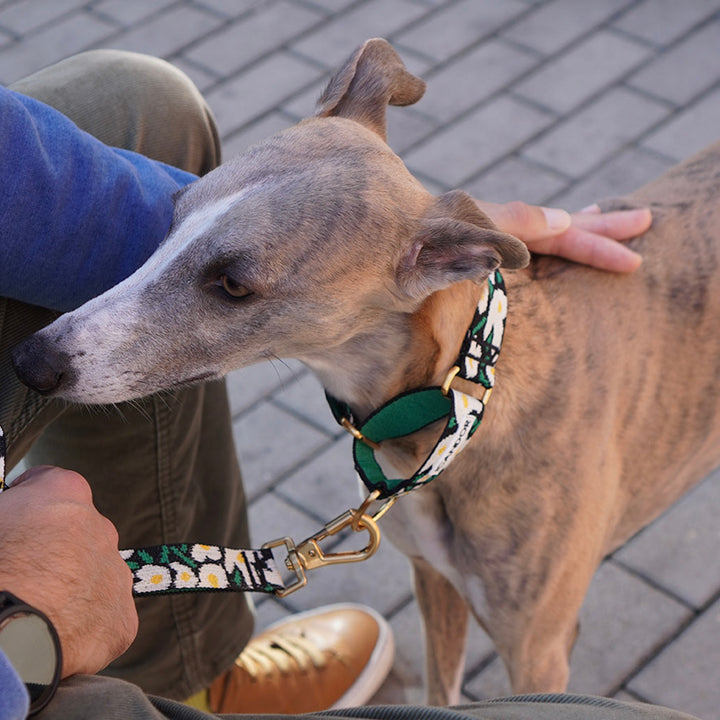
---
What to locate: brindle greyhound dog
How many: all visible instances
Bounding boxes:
[12,39,720,703]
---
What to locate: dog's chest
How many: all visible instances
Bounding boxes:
[383,489,468,591]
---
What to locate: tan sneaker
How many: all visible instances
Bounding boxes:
[207,603,394,714]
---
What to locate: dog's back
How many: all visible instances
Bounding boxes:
[391,137,720,697]
[591,142,720,544]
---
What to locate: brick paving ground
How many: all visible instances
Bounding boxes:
[3,1,720,717]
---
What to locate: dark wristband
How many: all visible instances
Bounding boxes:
[0,591,62,715]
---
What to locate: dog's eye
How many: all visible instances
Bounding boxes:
[219,274,252,299]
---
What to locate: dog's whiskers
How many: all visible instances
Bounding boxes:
[264,353,295,383]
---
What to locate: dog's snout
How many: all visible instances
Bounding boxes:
[11,335,70,396]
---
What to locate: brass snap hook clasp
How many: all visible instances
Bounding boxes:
[295,509,381,570]
[263,504,382,598]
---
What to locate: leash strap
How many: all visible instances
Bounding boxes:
[121,544,283,595]
[0,426,284,596]
[327,270,507,499]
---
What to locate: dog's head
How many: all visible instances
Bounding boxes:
[12,39,528,404]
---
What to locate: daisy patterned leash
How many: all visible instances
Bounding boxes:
[0,436,284,595]
[0,271,506,598]
[0,426,377,598]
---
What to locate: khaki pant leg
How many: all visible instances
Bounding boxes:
[43,677,705,720]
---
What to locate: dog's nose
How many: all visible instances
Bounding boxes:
[11,336,67,395]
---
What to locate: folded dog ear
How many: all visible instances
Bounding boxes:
[316,38,426,140]
[397,190,530,299]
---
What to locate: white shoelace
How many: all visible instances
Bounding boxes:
[235,632,328,678]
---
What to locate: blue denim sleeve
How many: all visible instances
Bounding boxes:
[0,648,29,720]
[0,86,198,311]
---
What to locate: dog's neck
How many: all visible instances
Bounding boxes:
[303,280,486,422]
[302,269,547,482]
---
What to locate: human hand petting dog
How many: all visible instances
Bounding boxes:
[478,200,652,273]
[0,466,138,678]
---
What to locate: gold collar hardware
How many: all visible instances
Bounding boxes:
[263,491,390,598]
[340,417,381,451]
[442,364,493,404]
[441,365,461,396]
[352,489,397,530]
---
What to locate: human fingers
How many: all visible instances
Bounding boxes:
[477,199,650,272]
[0,468,137,677]
[529,225,643,273]
[9,464,93,504]
[570,205,652,240]
[476,200,571,241]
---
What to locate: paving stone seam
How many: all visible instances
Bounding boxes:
[244,435,341,503]
[0,0,65,37]
[389,0,540,67]
[366,0,473,50]
[376,40,652,170]
[0,0,153,39]
[175,0,466,88]
[290,0,367,19]
[450,81,685,201]
[495,0,651,60]
[609,557,696,613]
[360,5,720,169]
[405,101,558,191]
[90,0,223,25]
[187,0,267,21]
[620,687,650,704]
[270,396,346,439]
[158,6,329,76]
[595,555,720,700]
[182,24,331,87]
[419,3,647,85]
[0,5,110,40]
[187,0,541,141]
[271,486,348,530]
[602,21,659,51]
[611,5,720,48]
[611,610,701,699]
[228,367,310,420]
[540,75,720,203]
[461,651,502,701]
[632,74,720,118]
[618,79,682,111]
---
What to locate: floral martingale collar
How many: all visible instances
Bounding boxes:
[326,269,508,499]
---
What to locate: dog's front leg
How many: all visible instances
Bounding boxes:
[412,557,470,706]
[482,534,596,694]
[498,617,577,694]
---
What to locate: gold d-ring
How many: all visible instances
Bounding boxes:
[340,417,381,451]
[352,490,398,530]
[441,365,461,396]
